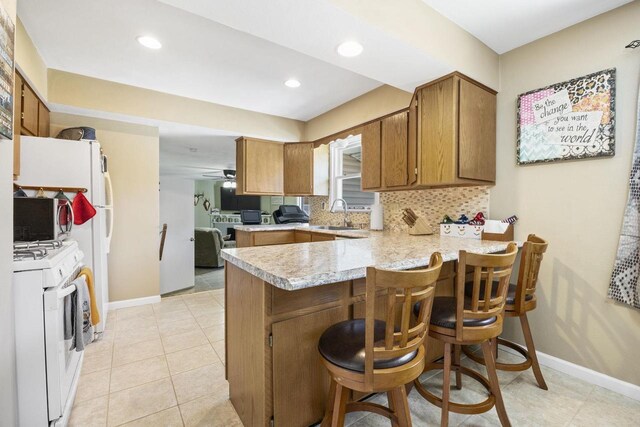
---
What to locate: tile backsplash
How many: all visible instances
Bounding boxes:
[309,186,490,232]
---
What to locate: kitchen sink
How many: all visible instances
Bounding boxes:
[308,225,359,231]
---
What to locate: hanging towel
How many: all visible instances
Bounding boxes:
[73,276,93,352]
[72,191,97,225]
[79,267,100,326]
[609,74,640,310]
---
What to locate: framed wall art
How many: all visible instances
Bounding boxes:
[516,68,616,165]
[0,3,14,140]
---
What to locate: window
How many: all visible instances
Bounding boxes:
[329,134,375,211]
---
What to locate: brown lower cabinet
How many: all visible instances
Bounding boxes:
[236,229,336,247]
[225,261,454,427]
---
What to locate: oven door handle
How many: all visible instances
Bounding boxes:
[44,284,77,311]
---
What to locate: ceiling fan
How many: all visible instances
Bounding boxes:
[202,169,237,188]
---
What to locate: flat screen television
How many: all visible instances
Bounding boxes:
[220,187,261,212]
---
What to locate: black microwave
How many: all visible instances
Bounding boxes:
[13,198,73,242]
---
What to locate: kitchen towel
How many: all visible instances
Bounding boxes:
[73,276,93,352]
[72,191,96,225]
[79,267,100,325]
[609,74,640,310]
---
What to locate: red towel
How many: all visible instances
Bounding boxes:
[73,192,96,225]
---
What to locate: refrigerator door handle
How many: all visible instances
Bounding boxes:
[104,172,114,253]
[104,171,113,207]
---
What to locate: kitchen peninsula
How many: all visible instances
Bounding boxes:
[221,230,512,427]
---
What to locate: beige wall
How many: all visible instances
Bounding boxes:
[51,113,161,302]
[194,180,215,228]
[493,1,640,386]
[1,0,18,423]
[304,85,412,141]
[15,17,46,99]
[48,70,305,141]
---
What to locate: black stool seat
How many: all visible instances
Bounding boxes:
[464,282,534,305]
[414,297,497,329]
[318,319,417,372]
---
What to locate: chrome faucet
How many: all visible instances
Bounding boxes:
[330,198,352,227]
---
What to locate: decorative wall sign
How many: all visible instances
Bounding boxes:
[517,69,616,165]
[0,4,13,140]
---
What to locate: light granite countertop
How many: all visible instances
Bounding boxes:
[233,223,372,239]
[221,234,513,291]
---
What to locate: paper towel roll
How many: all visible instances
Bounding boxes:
[370,193,383,230]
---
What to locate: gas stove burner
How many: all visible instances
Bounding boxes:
[13,240,65,262]
[13,240,64,251]
[13,249,48,261]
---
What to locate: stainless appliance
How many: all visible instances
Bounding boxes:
[14,197,73,242]
[13,240,85,427]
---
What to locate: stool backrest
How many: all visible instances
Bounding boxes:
[514,234,548,313]
[456,243,518,340]
[364,252,443,387]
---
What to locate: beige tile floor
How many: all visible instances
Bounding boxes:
[71,289,640,426]
[69,289,241,427]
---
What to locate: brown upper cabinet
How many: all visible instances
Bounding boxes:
[236,138,329,196]
[382,111,410,188]
[418,73,496,185]
[21,82,39,136]
[38,102,50,137]
[284,142,314,195]
[236,71,495,195]
[360,72,496,191]
[361,121,381,190]
[236,137,285,195]
[13,70,51,178]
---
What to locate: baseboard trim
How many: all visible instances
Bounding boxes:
[107,295,161,311]
[498,343,640,401]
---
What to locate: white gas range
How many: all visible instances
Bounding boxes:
[13,240,86,427]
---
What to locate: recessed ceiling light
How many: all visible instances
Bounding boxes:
[337,40,363,57]
[284,79,301,88]
[137,36,162,50]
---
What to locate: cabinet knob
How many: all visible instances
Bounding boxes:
[189,237,195,242]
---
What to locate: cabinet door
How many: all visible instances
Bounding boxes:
[284,142,314,195]
[419,77,457,185]
[294,230,311,243]
[407,96,419,186]
[13,72,22,177]
[272,306,348,426]
[458,79,496,182]
[382,112,409,188]
[38,102,50,137]
[237,138,284,195]
[21,83,38,136]
[361,121,381,190]
[310,232,334,242]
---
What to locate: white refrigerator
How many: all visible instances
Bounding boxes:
[18,136,113,333]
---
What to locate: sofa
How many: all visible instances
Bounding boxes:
[194,227,236,268]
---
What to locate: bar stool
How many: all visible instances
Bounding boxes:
[413,243,518,427]
[464,235,549,389]
[318,253,444,426]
